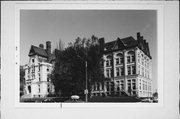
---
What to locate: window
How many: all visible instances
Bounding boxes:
[47,85,50,93]
[102,83,104,90]
[39,64,40,71]
[132,55,135,62]
[32,59,34,63]
[127,51,135,63]
[111,69,113,77]
[128,67,131,75]
[97,83,100,90]
[93,84,96,91]
[116,67,124,76]
[117,87,120,91]
[106,82,110,91]
[132,83,136,90]
[116,53,123,65]
[47,77,49,82]
[47,67,49,72]
[116,68,120,76]
[143,84,145,90]
[106,60,111,67]
[39,73,40,81]
[32,66,35,73]
[127,65,136,75]
[106,55,112,67]
[121,80,124,90]
[38,85,40,93]
[120,67,124,75]
[138,53,140,63]
[127,56,131,63]
[121,84,124,90]
[116,58,120,65]
[107,86,109,91]
[106,69,109,77]
[132,66,136,74]
[32,73,35,79]
[120,57,124,64]
[28,68,30,73]
[132,79,136,82]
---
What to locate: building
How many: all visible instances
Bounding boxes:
[91,32,152,98]
[24,41,55,98]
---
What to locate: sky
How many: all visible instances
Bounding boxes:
[20,10,157,91]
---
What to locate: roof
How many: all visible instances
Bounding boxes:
[104,36,151,59]
[29,45,48,58]
[28,45,55,62]
[105,36,137,52]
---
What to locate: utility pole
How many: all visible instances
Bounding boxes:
[85,61,88,102]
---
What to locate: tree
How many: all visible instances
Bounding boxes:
[20,66,25,96]
[51,35,105,98]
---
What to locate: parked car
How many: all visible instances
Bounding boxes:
[64,95,85,103]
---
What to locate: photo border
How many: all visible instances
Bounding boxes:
[14,1,164,108]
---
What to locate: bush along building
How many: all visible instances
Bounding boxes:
[91,32,152,98]
[24,41,55,98]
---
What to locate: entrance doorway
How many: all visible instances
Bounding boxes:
[28,85,31,93]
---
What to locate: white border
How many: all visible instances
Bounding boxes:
[14,1,164,108]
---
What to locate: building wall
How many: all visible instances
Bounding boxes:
[24,55,54,98]
[91,47,152,98]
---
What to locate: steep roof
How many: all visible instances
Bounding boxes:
[28,45,48,58]
[104,36,151,59]
[105,36,137,52]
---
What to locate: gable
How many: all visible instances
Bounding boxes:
[28,45,48,58]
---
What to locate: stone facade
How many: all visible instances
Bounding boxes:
[91,33,152,98]
[24,41,54,98]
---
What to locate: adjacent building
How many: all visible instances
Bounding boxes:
[24,41,55,98]
[23,33,152,99]
[91,32,152,98]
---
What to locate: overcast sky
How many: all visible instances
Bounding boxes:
[20,10,157,91]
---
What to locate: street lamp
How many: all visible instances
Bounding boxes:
[77,55,88,102]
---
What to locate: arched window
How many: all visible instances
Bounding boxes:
[116,53,123,65]
[106,55,113,67]
[127,51,135,63]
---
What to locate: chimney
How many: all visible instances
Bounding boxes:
[39,44,44,49]
[99,37,105,46]
[46,41,51,54]
[99,38,105,52]
[137,32,141,40]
